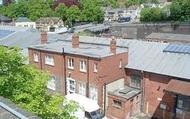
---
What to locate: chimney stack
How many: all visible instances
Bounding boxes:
[72,34,79,48]
[110,36,116,54]
[41,32,47,44]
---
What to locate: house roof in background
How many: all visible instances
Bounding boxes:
[16,17,33,22]
[0,15,11,21]
[36,17,62,24]
[0,96,40,119]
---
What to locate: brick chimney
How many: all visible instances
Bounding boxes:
[41,32,47,44]
[110,36,116,54]
[72,34,79,48]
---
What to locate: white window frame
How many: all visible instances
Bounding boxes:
[67,78,76,94]
[94,63,98,73]
[45,55,54,66]
[119,59,122,68]
[47,76,56,90]
[67,58,74,69]
[79,83,86,96]
[80,60,87,72]
[33,53,39,62]
[90,86,98,102]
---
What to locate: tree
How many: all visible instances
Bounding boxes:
[55,3,67,21]
[140,8,162,22]
[0,46,77,119]
[66,5,80,27]
[170,0,190,21]
[80,0,104,23]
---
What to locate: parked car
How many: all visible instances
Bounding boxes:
[66,94,107,119]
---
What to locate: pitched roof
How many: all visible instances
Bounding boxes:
[16,17,33,22]
[36,17,62,24]
[0,96,40,119]
[61,36,190,80]
[0,15,11,21]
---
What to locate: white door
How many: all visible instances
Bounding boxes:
[67,78,76,94]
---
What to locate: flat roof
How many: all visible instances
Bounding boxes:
[29,39,128,59]
[109,86,141,100]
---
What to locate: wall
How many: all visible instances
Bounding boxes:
[15,22,36,28]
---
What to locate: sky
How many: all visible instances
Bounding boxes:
[0,0,2,5]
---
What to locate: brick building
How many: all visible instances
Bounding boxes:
[28,35,190,119]
[28,33,128,114]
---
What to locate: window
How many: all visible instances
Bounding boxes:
[119,59,122,68]
[113,100,122,108]
[79,83,86,96]
[67,58,74,69]
[131,75,141,89]
[90,87,98,102]
[67,79,76,94]
[80,60,87,72]
[177,96,190,111]
[45,55,54,66]
[47,76,56,90]
[33,53,38,62]
[94,63,98,73]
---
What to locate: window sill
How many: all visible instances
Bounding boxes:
[68,67,74,70]
[80,70,87,73]
[45,63,54,67]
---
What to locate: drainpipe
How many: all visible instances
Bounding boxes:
[62,48,67,95]
[103,83,106,116]
[141,70,145,112]
[39,51,42,70]
[86,57,90,97]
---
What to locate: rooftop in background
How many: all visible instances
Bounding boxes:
[0,96,40,119]
[36,17,62,24]
[29,39,128,59]
[109,86,141,100]
[145,33,190,43]
[15,17,33,22]
[0,15,11,22]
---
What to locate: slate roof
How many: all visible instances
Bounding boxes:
[0,15,11,22]
[36,17,62,24]
[16,17,33,22]
[29,40,128,59]
[145,33,190,43]
[0,97,40,119]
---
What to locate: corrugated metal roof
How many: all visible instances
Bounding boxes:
[16,17,32,22]
[62,36,190,80]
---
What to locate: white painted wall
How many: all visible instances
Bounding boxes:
[15,22,36,29]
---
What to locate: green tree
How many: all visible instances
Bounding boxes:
[80,0,104,23]
[170,0,190,21]
[0,46,77,119]
[140,7,162,22]
[55,3,67,21]
[66,5,80,27]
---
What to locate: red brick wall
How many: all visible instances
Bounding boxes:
[28,48,128,110]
